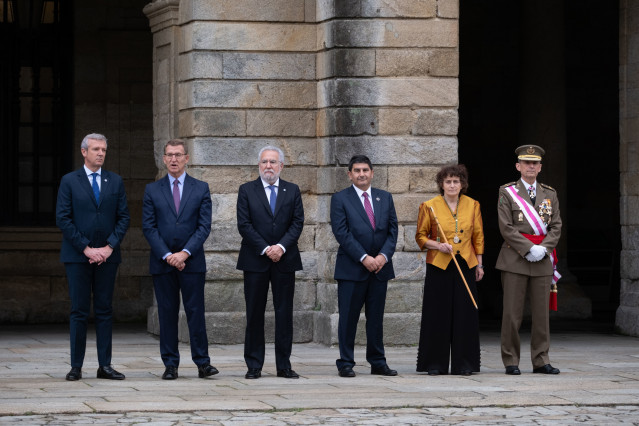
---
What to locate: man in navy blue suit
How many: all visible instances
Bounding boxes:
[236,146,304,379]
[330,154,398,378]
[56,133,130,381]
[142,139,217,380]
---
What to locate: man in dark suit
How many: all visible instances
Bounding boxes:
[330,154,398,378]
[236,146,304,380]
[56,133,130,381]
[142,139,218,380]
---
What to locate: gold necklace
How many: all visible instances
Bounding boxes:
[444,195,461,243]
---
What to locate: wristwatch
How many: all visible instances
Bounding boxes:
[477,264,484,269]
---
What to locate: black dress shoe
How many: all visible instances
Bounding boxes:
[162,366,178,380]
[197,364,219,378]
[427,369,440,376]
[338,366,356,377]
[66,367,82,381]
[276,368,299,379]
[97,365,125,380]
[533,364,560,374]
[459,370,472,376]
[245,368,261,379]
[371,365,398,376]
[505,365,521,375]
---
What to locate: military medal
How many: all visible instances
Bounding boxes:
[518,212,524,222]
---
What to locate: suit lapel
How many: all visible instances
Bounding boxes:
[371,188,383,229]
[179,174,196,219]
[253,178,272,216]
[99,171,112,206]
[273,179,288,217]
[347,186,374,229]
[160,175,178,217]
[76,169,98,207]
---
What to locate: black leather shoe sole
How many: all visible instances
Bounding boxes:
[245,369,261,379]
[198,365,219,378]
[162,367,178,380]
[66,368,82,381]
[277,369,299,379]
[339,368,356,377]
[505,366,521,375]
[97,367,125,380]
[533,364,560,374]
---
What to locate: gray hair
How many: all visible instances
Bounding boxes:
[81,133,108,150]
[258,146,285,165]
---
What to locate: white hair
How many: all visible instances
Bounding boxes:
[258,146,285,165]
[81,133,107,150]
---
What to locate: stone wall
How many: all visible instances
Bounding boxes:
[144,0,459,344]
[616,0,639,337]
[0,0,155,324]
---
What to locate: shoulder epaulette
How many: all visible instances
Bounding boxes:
[540,183,556,192]
[500,181,517,189]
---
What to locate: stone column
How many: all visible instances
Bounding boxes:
[616,0,639,337]
[314,0,460,344]
[144,0,462,345]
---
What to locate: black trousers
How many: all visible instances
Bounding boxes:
[416,256,480,374]
[243,267,295,370]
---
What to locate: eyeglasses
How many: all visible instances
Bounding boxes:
[260,160,280,165]
[164,153,185,159]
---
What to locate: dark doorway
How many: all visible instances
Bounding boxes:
[0,0,74,226]
[459,0,620,321]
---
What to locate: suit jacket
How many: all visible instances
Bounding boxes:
[142,174,212,275]
[330,186,398,282]
[415,194,484,270]
[56,168,130,264]
[495,180,562,276]
[236,177,304,273]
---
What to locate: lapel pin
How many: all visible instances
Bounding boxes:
[376,197,380,201]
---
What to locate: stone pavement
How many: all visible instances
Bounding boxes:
[1,324,638,424]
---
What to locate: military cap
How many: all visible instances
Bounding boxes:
[515,145,545,162]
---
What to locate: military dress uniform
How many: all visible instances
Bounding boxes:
[496,146,562,373]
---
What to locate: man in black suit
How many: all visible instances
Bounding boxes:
[56,133,130,381]
[142,139,218,380]
[236,146,304,379]
[330,154,398,378]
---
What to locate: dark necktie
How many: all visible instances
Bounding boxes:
[363,192,375,229]
[91,172,100,203]
[268,185,277,214]
[173,179,180,213]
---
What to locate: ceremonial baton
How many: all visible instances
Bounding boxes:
[429,206,478,309]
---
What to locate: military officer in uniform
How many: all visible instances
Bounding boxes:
[496,145,562,375]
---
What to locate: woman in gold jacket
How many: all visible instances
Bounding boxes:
[415,164,485,376]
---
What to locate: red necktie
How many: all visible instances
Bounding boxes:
[363,192,375,229]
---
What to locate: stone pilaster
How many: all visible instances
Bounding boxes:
[145,0,460,345]
[616,0,639,336]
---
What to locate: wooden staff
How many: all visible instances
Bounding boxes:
[429,206,478,309]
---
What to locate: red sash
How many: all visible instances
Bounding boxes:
[521,233,558,311]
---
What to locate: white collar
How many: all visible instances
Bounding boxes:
[521,179,537,191]
[261,178,280,188]
[84,165,102,176]
[352,184,372,199]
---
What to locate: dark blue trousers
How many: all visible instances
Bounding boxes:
[336,274,388,371]
[65,262,118,368]
[152,271,210,368]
